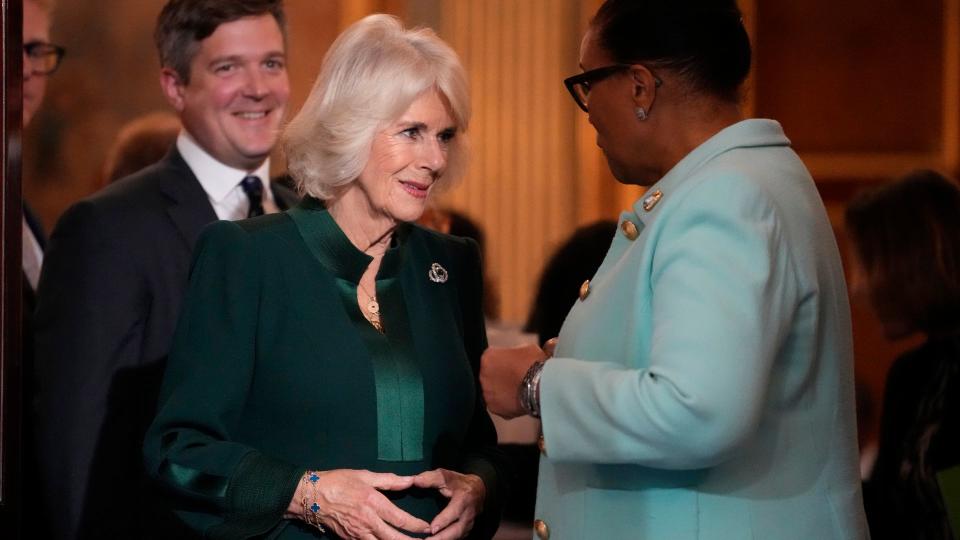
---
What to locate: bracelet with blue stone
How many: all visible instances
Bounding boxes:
[300,470,326,533]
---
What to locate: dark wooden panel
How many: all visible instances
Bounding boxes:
[1,0,25,537]
[755,0,944,154]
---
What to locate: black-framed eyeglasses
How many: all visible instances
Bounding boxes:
[24,41,66,76]
[563,63,662,113]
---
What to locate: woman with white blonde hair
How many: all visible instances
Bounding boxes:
[145,14,505,540]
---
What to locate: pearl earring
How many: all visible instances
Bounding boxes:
[635,107,648,121]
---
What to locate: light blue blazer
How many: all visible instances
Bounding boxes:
[535,120,869,539]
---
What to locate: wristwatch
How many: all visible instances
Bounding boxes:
[518,360,545,418]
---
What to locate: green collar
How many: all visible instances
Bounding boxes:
[287,196,408,283]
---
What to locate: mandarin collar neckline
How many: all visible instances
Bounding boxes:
[289,196,408,283]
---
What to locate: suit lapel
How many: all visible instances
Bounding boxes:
[270,182,300,211]
[23,201,47,249]
[158,148,218,251]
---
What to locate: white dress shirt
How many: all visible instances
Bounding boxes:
[176,131,275,221]
[22,216,43,290]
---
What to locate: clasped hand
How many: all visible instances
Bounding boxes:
[288,468,485,540]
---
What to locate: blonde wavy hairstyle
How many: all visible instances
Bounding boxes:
[282,14,470,200]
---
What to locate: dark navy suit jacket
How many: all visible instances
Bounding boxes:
[33,148,297,539]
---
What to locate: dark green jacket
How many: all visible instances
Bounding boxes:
[144,198,504,539]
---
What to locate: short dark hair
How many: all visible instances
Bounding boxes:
[845,169,960,336]
[591,0,751,102]
[154,0,286,83]
[525,220,618,345]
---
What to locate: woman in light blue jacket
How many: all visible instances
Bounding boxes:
[480,0,869,538]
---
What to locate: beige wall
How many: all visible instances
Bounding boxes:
[436,0,583,324]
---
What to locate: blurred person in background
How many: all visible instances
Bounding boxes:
[21,0,64,353]
[418,207,500,321]
[523,220,617,346]
[101,111,181,185]
[22,0,63,129]
[846,169,960,540]
[499,219,619,531]
[20,0,64,537]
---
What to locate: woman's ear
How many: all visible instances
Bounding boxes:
[628,64,659,109]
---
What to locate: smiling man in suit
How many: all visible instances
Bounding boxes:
[32,1,297,538]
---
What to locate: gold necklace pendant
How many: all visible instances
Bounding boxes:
[358,282,384,334]
[358,282,380,315]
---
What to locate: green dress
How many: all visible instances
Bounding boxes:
[143,197,504,539]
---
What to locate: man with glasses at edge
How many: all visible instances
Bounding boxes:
[21,0,64,314]
[20,1,64,536]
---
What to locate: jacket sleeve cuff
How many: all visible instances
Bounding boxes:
[208,452,303,539]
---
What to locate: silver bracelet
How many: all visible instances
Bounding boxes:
[518,360,545,418]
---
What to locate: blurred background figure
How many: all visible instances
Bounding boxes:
[846,169,960,540]
[21,0,64,330]
[419,207,500,321]
[22,0,63,128]
[503,219,617,535]
[419,212,620,537]
[524,220,617,346]
[101,111,180,185]
[20,1,64,537]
